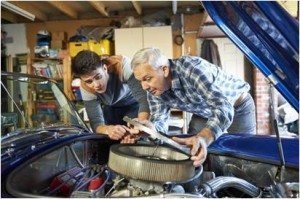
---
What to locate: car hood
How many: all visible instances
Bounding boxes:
[1,72,92,161]
[202,1,299,111]
[208,134,299,169]
[1,126,91,166]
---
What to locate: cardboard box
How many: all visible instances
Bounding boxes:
[52,31,67,40]
[51,40,67,49]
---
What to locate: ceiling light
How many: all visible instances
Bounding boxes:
[172,0,177,15]
[1,1,35,21]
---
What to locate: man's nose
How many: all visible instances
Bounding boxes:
[93,79,101,87]
[141,81,149,90]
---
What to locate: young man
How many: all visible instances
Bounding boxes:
[131,47,256,167]
[72,50,149,143]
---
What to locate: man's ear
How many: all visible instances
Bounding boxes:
[102,64,108,72]
[161,65,170,77]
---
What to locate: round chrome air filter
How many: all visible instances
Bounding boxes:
[108,143,195,182]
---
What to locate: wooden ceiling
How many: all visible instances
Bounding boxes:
[1,1,297,39]
[1,1,204,24]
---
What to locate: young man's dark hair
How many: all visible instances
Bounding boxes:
[72,50,103,76]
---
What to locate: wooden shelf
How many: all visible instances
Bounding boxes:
[28,56,75,101]
[32,57,63,61]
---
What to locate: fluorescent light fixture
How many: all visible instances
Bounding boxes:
[1,1,35,21]
[172,0,177,15]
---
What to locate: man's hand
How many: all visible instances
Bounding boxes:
[120,134,139,144]
[126,118,156,137]
[172,136,207,167]
[172,128,215,167]
[105,125,128,140]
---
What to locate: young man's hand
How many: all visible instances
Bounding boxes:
[105,125,128,140]
[120,134,139,144]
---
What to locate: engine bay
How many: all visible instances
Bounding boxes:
[4,138,299,198]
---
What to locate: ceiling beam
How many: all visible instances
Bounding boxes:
[131,1,142,15]
[8,1,47,21]
[89,1,109,17]
[48,1,78,19]
[1,9,18,23]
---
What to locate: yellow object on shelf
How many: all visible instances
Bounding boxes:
[69,42,89,57]
[69,39,111,57]
[89,40,111,56]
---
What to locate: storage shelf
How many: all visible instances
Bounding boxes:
[29,56,75,101]
[32,57,63,61]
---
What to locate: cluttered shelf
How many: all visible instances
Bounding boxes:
[31,59,63,79]
[28,56,74,101]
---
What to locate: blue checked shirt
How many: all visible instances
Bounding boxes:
[148,56,250,138]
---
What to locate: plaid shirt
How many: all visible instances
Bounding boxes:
[148,56,250,138]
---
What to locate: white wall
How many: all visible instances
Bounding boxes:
[213,38,245,80]
[2,24,29,57]
[197,38,245,80]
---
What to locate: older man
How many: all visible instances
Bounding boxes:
[130,47,256,166]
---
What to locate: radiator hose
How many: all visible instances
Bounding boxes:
[199,176,261,197]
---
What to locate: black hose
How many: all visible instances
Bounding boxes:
[199,176,261,197]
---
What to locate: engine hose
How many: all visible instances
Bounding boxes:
[199,176,261,198]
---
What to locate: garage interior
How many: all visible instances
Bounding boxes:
[1,1,299,198]
[2,1,298,136]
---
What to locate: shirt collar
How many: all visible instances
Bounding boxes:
[169,59,182,90]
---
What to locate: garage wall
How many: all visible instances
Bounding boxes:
[254,68,272,135]
[2,24,29,57]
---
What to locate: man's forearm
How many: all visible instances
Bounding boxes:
[197,127,215,146]
[138,112,150,120]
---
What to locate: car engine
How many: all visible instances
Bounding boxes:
[3,137,298,198]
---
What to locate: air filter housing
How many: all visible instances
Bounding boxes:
[108,143,194,182]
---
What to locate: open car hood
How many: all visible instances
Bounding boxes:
[202,1,299,111]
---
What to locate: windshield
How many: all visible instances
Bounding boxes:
[1,73,87,135]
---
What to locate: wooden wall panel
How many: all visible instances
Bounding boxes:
[184,33,197,56]
[184,13,203,32]
[183,13,205,56]
[172,29,182,58]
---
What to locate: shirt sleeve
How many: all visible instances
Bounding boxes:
[188,59,234,138]
[148,94,171,135]
[127,74,150,114]
[80,86,104,133]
